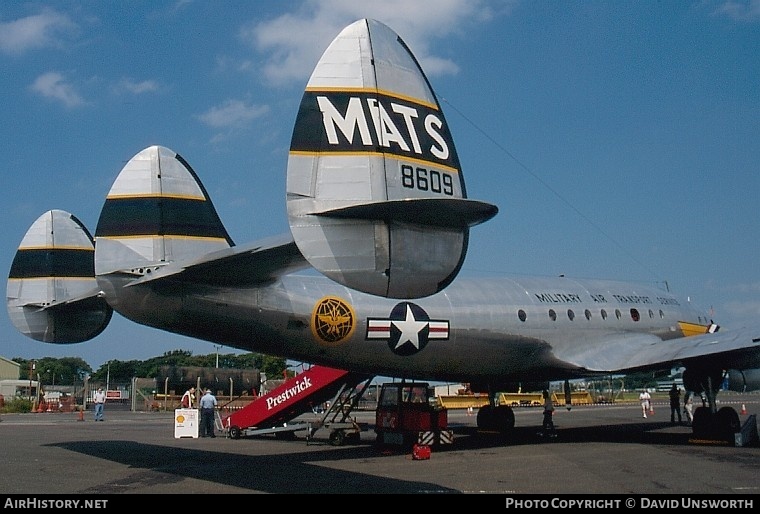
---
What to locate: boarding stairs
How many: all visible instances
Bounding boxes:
[221,365,372,444]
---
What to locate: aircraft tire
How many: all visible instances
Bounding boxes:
[691,406,712,438]
[476,405,495,430]
[715,406,740,442]
[493,405,515,432]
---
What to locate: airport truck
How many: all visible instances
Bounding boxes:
[374,382,453,447]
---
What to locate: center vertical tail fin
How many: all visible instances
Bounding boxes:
[286,19,497,299]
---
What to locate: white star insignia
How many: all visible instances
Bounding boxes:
[392,305,428,349]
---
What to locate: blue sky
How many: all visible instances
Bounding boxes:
[2,0,759,371]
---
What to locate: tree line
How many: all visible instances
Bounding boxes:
[11,350,288,387]
[10,350,670,394]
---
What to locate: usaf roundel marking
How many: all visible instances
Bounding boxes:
[366,302,449,356]
[311,296,356,346]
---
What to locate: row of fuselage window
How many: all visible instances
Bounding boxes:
[516,307,706,324]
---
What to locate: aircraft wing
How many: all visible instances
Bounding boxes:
[557,326,760,374]
[124,233,310,288]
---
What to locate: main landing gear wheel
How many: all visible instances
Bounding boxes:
[715,406,741,441]
[691,407,711,438]
[691,406,740,443]
[476,405,515,433]
[476,405,493,430]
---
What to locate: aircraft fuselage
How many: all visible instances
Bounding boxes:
[97,272,707,384]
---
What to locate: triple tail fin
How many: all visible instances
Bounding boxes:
[286,18,497,299]
[6,210,112,343]
[6,146,235,343]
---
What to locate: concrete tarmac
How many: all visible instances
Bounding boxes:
[1,394,758,496]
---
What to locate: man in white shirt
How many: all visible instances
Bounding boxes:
[93,387,106,421]
[639,390,651,419]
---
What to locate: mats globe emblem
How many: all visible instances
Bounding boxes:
[311,296,356,345]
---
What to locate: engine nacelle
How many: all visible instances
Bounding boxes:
[726,369,760,393]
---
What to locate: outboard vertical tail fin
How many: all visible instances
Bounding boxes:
[6,210,112,343]
[94,145,233,276]
[286,19,497,299]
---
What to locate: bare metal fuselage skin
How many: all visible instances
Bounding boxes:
[98,271,704,383]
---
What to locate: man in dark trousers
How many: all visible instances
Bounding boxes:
[669,383,682,425]
[540,389,556,438]
[199,388,218,437]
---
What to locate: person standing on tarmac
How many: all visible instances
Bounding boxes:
[199,388,217,437]
[180,386,196,409]
[683,391,694,425]
[540,389,556,437]
[669,383,682,425]
[639,389,651,418]
[93,387,106,421]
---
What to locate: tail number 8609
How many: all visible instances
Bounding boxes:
[401,165,454,196]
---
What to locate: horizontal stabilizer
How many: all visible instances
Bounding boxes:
[7,210,112,343]
[123,234,309,288]
[312,198,498,229]
[21,286,105,310]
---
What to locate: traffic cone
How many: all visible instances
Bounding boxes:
[649,405,654,415]
[467,406,473,416]
[77,408,84,421]
[741,404,747,415]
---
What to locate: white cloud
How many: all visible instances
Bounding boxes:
[240,0,517,85]
[712,0,760,21]
[29,72,85,108]
[197,99,269,129]
[0,8,78,55]
[113,78,160,95]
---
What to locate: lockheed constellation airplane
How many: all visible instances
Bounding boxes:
[7,19,760,440]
